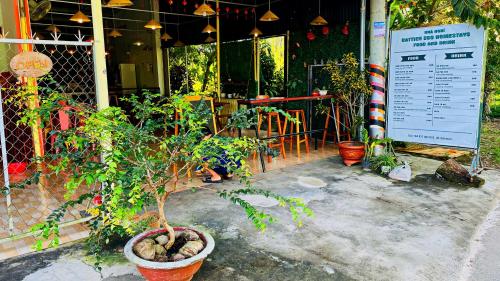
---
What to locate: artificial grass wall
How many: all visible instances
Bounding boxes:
[288,23,362,98]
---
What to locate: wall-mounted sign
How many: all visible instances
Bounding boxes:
[9,51,53,78]
[387,23,486,149]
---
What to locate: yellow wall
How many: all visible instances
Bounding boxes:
[0,0,18,73]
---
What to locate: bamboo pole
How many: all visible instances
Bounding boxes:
[152,0,165,95]
[91,0,110,111]
[216,0,221,100]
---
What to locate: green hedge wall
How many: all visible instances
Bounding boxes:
[288,23,361,98]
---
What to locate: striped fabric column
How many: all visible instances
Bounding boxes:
[369,64,385,139]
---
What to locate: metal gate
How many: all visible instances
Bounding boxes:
[0,33,97,241]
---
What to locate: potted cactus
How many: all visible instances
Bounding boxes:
[324,53,372,166]
[13,80,311,281]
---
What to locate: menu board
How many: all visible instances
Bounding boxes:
[387,24,485,149]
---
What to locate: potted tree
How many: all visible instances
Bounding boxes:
[13,81,310,281]
[324,53,372,166]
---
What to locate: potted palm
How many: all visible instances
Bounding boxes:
[13,81,311,281]
[324,53,372,166]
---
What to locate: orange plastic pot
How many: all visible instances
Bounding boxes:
[338,141,365,166]
[124,227,215,281]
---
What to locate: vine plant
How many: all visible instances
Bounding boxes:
[5,77,312,268]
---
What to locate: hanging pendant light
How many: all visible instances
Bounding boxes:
[145,0,162,30]
[160,13,172,41]
[145,19,162,30]
[310,0,327,26]
[193,2,215,16]
[108,29,123,37]
[173,20,184,47]
[250,3,263,38]
[133,40,144,46]
[202,18,216,34]
[249,27,263,37]
[205,36,215,43]
[108,9,122,37]
[161,32,172,41]
[259,0,279,21]
[46,24,60,33]
[173,40,185,47]
[132,21,144,46]
[106,0,133,7]
[70,10,91,23]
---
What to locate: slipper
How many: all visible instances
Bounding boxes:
[202,177,223,183]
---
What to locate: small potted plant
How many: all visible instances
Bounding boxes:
[324,53,372,166]
[14,80,310,281]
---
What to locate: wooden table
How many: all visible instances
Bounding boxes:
[237,95,337,172]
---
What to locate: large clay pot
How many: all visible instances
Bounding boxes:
[338,141,365,166]
[124,227,215,281]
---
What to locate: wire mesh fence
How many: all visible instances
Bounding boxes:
[0,36,96,238]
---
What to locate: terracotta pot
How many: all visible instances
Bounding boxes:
[124,227,215,281]
[338,141,365,166]
[255,95,269,100]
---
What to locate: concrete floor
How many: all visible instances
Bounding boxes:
[1,155,499,281]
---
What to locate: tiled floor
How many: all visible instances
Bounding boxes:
[0,135,339,260]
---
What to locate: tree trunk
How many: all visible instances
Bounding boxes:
[157,196,175,250]
[202,53,215,92]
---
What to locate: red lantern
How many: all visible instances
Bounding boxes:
[306,30,316,41]
[235,8,240,19]
[341,21,350,36]
[244,8,249,20]
[182,0,187,6]
[168,0,173,5]
[195,3,199,9]
[322,26,330,36]
[225,6,231,18]
[93,195,103,206]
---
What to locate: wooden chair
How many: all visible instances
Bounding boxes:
[256,111,286,163]
[283,109,309,158]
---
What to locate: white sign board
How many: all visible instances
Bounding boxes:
[387,24,485,149]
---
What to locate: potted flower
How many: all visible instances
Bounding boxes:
[14,82,310,281]
[324,53,372,166]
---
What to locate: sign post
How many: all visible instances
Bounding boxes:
[387,24,487,174]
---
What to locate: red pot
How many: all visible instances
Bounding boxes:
[338,141,365,166]
[8,162,28,174]
[124,227,215,281]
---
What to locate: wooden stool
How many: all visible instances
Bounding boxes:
[256,111,286,163]
[283,109,309,158]
[322,103,350,147]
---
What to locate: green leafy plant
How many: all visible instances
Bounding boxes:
[324,53,372,140]
[7,78,311,268]
[361,128,399,175]
[314,102,331,117]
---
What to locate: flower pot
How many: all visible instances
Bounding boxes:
[255,95,269,100]
[124,227,215,281]
[338,141,365,166]
[8,162,27,174]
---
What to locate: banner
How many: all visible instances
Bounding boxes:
[387,23,486,149]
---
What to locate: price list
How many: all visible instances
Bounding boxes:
[387,24,485,148]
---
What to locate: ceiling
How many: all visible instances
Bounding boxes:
[29,0,364,45]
